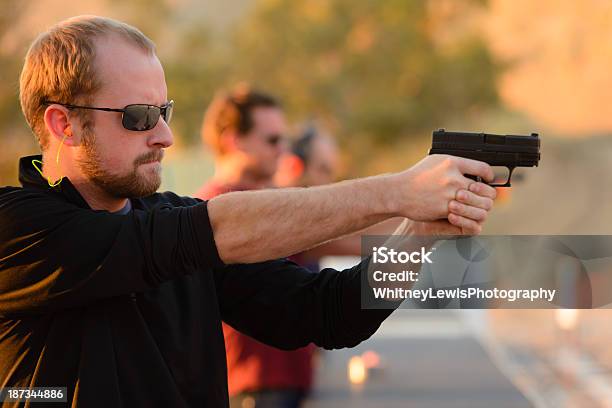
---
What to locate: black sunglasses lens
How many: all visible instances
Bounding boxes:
[267,135,285,146]
[123,105,160,131]
[145,106,161,129]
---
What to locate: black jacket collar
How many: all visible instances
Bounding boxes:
[19,155,91,209]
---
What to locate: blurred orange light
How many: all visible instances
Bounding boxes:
[361,350,381,369]
[556,308,579,330]
[348,356,367,385]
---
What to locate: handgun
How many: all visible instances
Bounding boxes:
[428,129,541,187]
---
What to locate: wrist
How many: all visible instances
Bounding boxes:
[378,173,405,217]
[405,221,441,249]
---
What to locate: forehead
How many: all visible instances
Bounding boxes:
[250,107,286,132]
[92,34,166,105]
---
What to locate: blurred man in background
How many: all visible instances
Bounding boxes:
[276,125,400,271]
[275,124,340,189]
[196,84,286,197]
[276,124,360,272]
[196,85,316,408]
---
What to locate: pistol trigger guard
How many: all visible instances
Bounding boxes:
[488,166,514,188]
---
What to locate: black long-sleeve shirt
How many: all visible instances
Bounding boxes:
[0,156,393,407]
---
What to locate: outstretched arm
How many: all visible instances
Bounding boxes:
[208,155,496,264]
[217,218,467,350]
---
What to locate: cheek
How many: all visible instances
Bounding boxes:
[268,151,282,165]
[88,123,142,171]
[264,148,276,159]
[89,143,124,173]
[266,146,281,159]
[315,169,332,185]
[252,144,272,160]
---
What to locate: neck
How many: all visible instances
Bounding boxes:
[41,152,63,186]
[42,152,128,212]
[213,157,273,190]
[70,177,129,212]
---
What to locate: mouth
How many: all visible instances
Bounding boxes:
[137,151,164,166]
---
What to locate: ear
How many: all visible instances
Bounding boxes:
[275,154,305,187]
[43,104,77,147]
[281,154,305,179]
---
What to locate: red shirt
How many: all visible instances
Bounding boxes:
[195,180,316,396]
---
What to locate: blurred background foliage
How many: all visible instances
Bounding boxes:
[0,0,500,183]
[224,0,500,175]
[5,0,612,236]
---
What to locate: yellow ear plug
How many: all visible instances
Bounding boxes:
[32,134,66,187]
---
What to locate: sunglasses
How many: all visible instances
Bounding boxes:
[265,134,284,147]
[43,100,174,131]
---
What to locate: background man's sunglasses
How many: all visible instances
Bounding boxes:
[42,100,174,131]
[265,134,284,147]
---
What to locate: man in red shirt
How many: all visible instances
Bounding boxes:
[196,85,315,407]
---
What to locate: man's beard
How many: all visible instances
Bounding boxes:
[78,128,163,199]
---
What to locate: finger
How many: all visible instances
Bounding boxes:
[432,220,462,236]
[453,158,494,182]
[423,220,462,236]
[455,190,494,211]
[448,213,482,235]
[449,200,488,222]
[467,182,497,200]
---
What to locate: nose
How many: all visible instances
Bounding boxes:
[148,117,174,148]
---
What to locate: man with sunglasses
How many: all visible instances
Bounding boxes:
[197,86,318,408]
[0,16,497,408]
[196,84,286,199]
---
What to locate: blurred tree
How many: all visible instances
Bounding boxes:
[224,0,499,175]
[163,23,227,148]
[0,1,34,184]
[0,0,501,183]
[108,0,171,42]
